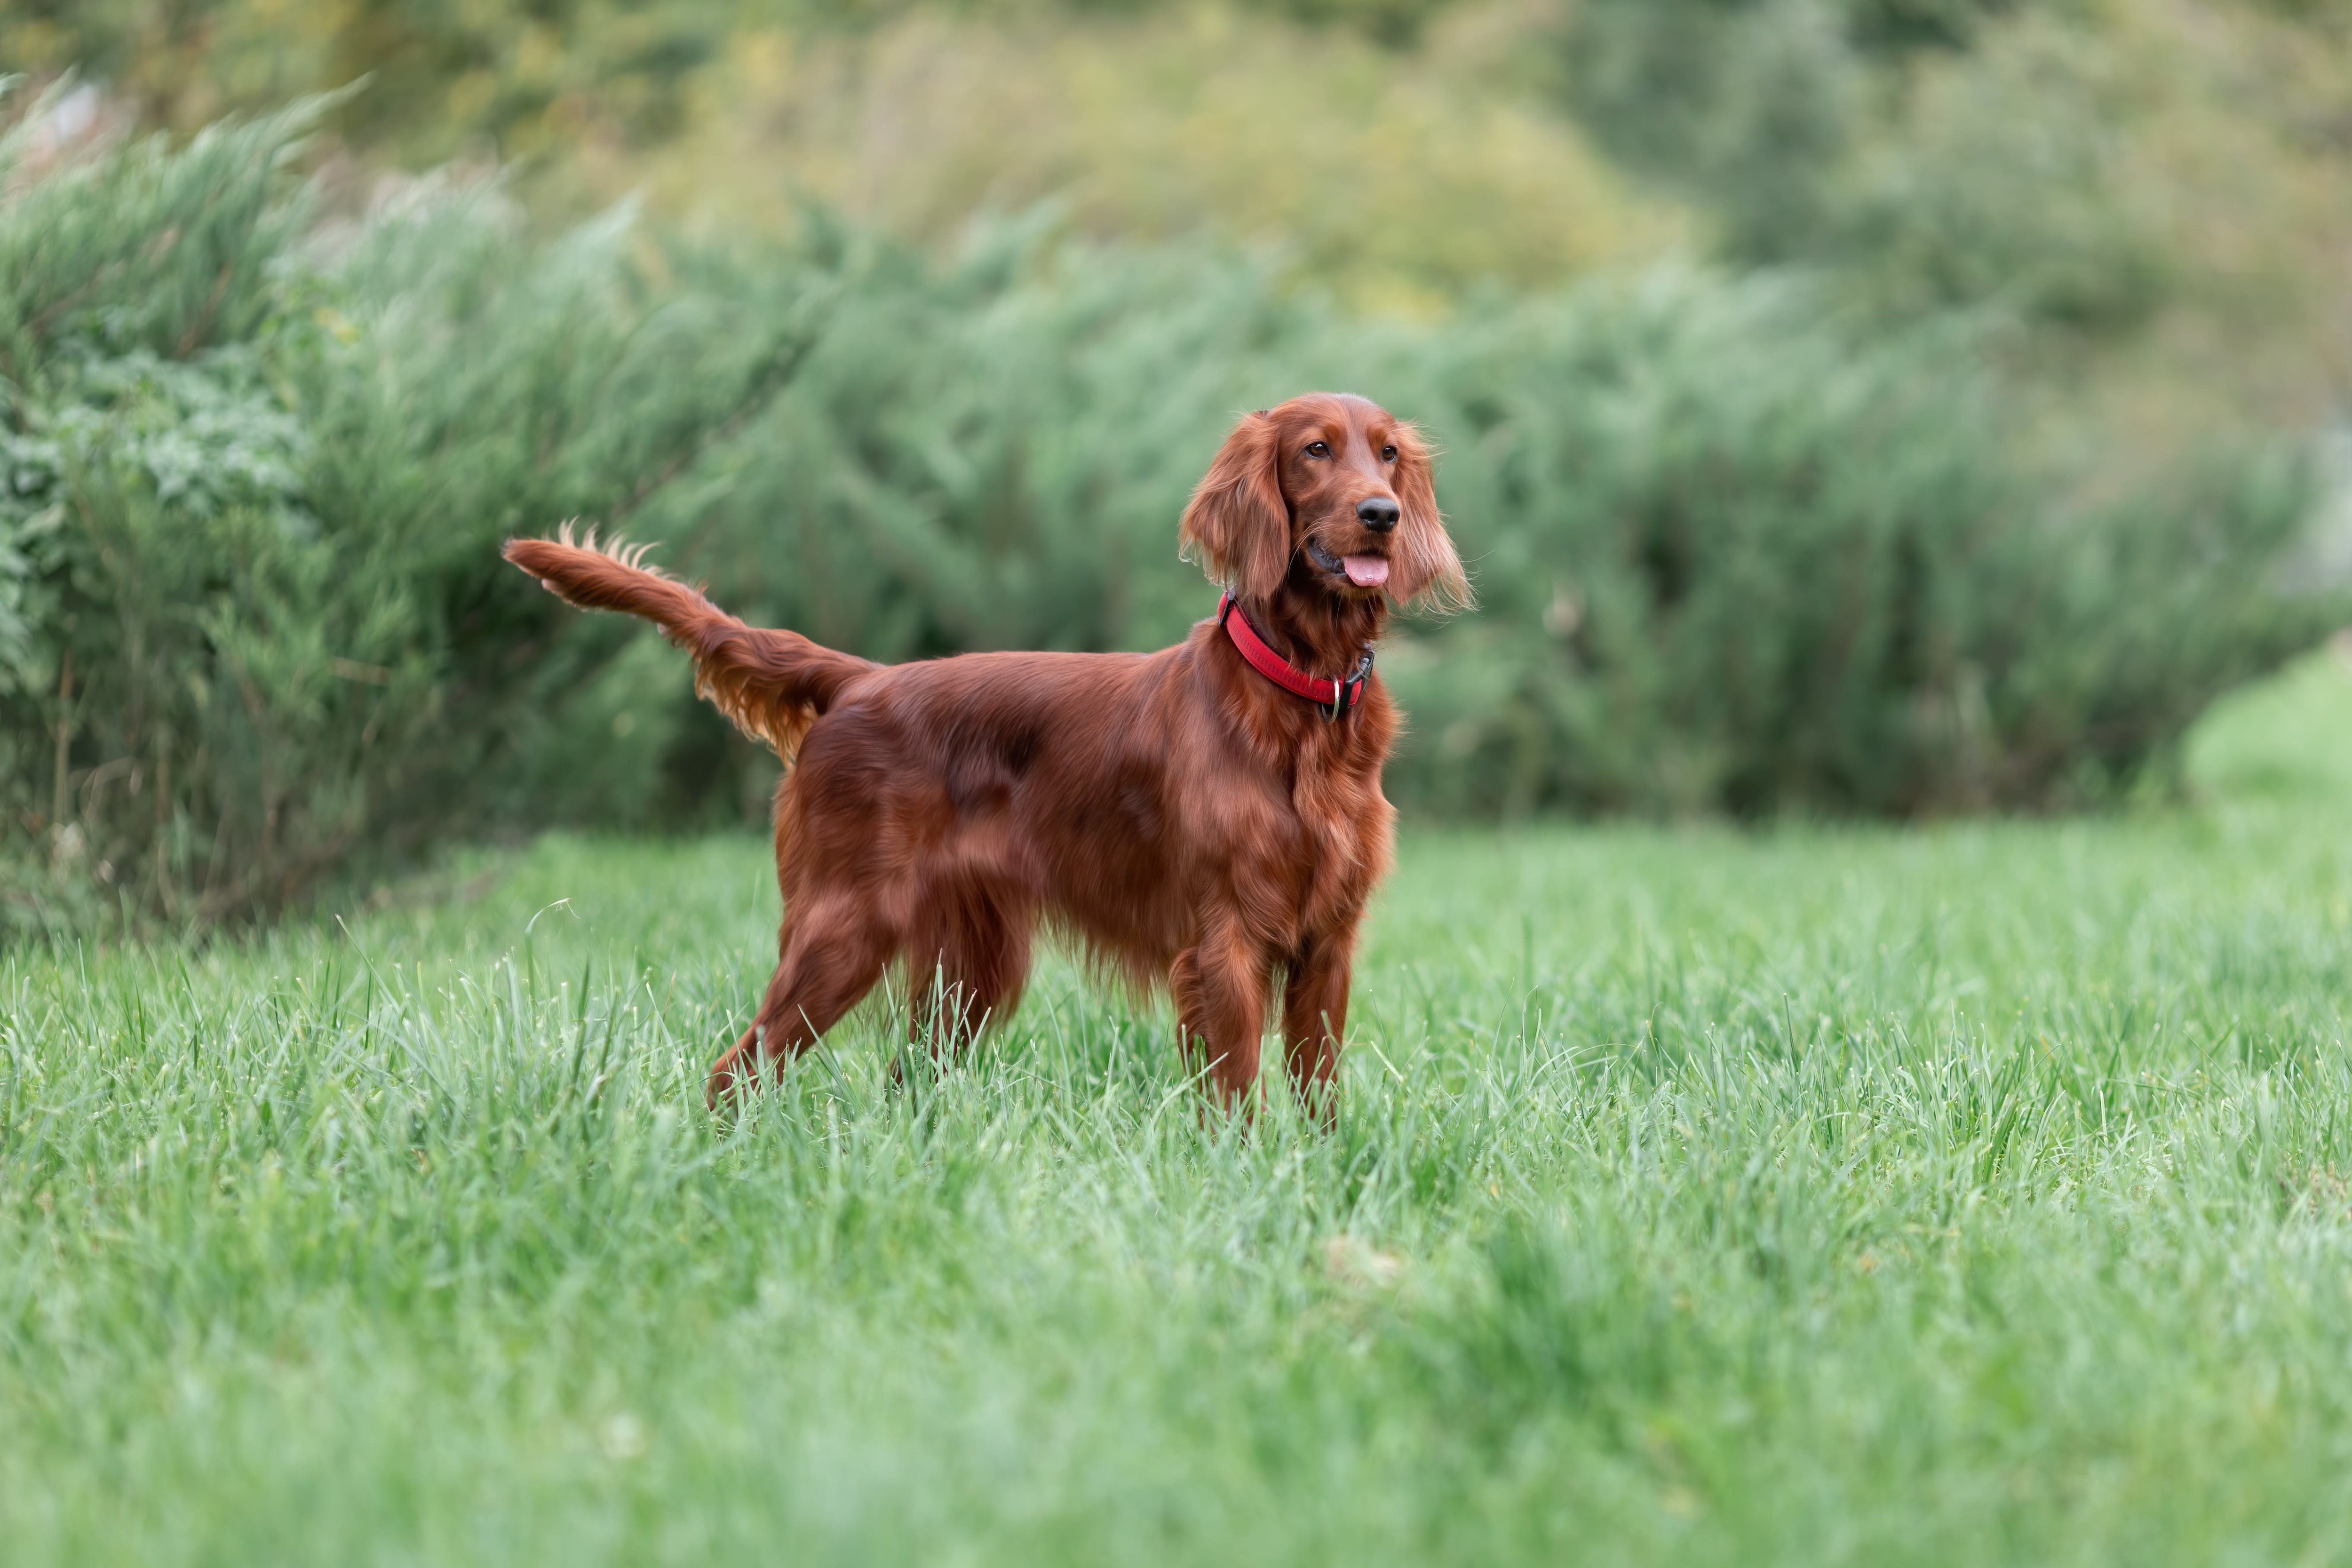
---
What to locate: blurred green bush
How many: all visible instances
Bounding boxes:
[1374,279,2327,815]
[0,94,825,927]
[1,95,2338,930]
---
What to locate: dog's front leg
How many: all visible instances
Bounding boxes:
[1281,923,1356,1125]
[1170,910,1271,1114]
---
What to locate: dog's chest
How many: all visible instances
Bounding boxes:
[1290,752,1391,932]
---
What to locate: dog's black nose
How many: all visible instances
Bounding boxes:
[1357,496,1399,533]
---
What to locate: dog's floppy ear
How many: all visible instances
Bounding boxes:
[1180,410,1292,603]
[1385,421,1472,612]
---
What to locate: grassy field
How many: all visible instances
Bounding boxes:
[4,652,2352,1565]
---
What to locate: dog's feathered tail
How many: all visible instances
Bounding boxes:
[503,526,871,763]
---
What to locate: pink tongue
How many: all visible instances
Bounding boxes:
[1343,555,1391,588]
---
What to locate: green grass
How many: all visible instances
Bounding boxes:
[5,649,2352,1565]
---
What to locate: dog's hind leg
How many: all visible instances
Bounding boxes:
[707,899,894,1107]
[906,885,1033,1065]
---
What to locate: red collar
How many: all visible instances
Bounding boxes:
[1217,592,1375,720]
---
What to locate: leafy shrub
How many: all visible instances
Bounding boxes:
[1560,0,2173,333]
[0,93,2336,932]
[0,93,820,929]
[1375,277,2331,814]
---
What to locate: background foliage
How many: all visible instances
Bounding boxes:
[5,0,2352,928]
[0,96,828,925]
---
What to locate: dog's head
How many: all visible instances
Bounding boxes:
[1179,393,1470,612]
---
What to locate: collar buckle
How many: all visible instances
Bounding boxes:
[1327,645,1376,722]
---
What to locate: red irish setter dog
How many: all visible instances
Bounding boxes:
[504,393,1468,1113]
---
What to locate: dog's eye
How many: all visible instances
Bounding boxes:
[1381,445,1397,462]
[1304,440,1331,458]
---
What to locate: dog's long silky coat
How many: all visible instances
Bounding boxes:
[505,393,1468,1113]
